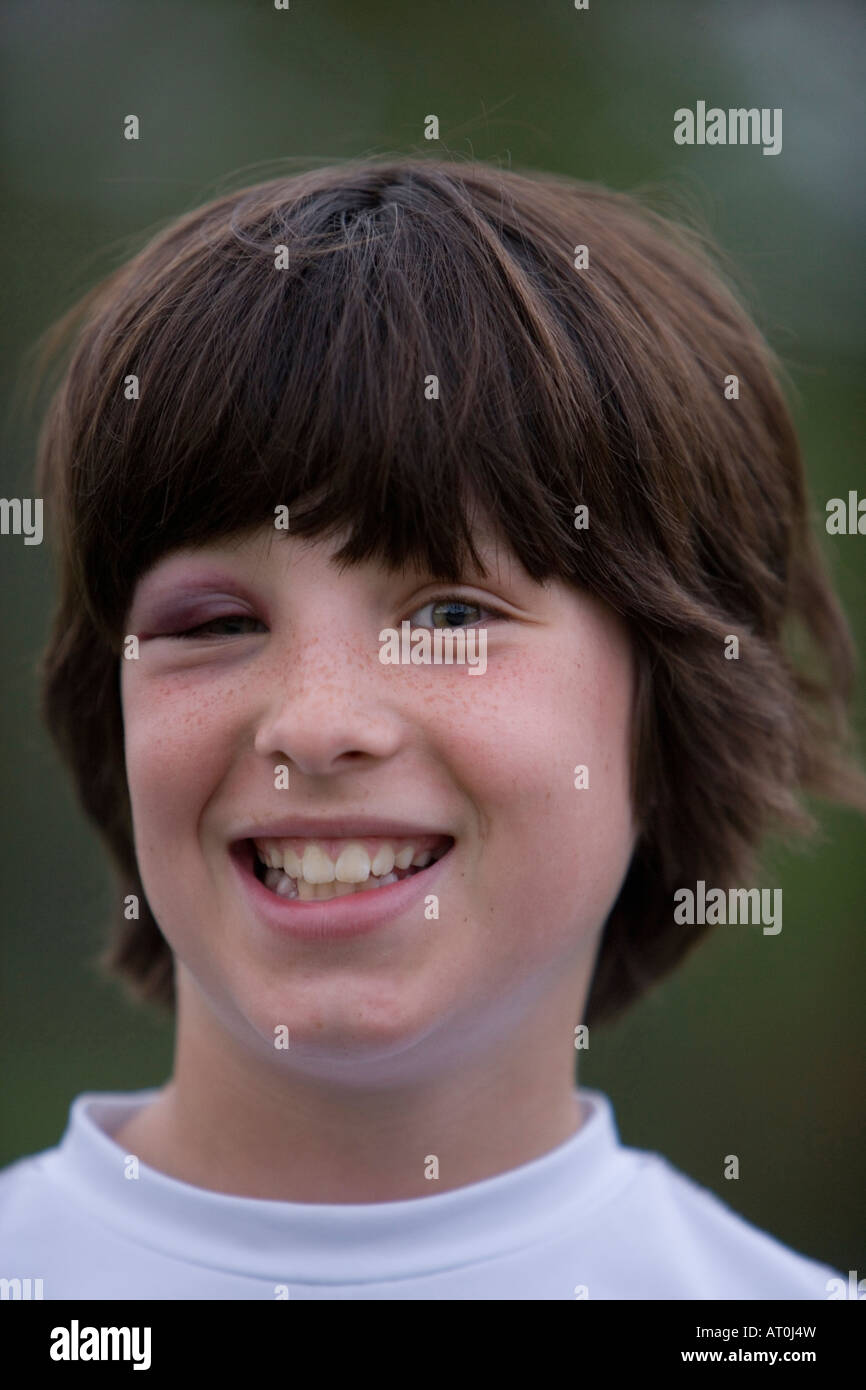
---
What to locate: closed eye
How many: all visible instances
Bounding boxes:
[173,615,267,639]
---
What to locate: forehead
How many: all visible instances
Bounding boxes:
[132,515,524,591]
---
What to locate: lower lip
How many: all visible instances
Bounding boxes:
[230,841,453,941]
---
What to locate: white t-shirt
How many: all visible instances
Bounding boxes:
[0,1085,842,1300]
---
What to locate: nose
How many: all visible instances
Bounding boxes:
[253,626,405,778]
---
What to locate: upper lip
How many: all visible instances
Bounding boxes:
[231,816,455,843]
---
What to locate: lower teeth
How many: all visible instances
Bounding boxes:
[260,865,410,901]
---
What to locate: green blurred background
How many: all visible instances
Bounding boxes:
[1,0,863,1276]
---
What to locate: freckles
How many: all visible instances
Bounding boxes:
[124,672,247,791]
[402,673,494,734]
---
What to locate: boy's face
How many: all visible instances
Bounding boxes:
[121,523,637,1078]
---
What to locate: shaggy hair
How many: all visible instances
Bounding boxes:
[32,155,865,1026]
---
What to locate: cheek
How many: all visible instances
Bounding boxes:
[452,645,633,833]
[121,669,239,845]
[447,635,635,942]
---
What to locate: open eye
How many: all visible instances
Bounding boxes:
[409,596,505,629]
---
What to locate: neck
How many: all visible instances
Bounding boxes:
[114,970,586,1203]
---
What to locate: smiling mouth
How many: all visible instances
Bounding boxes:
[249,837,454,902]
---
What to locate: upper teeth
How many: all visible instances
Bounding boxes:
[254,839,442,885]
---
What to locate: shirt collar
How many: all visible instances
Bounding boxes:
[41,1085,631,1283]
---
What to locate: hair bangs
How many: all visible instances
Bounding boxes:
[47,163,610,642]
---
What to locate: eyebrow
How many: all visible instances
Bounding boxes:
[129,557,263,608]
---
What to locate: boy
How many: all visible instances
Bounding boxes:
[1,156,863,1299]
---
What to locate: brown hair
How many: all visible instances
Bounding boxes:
[31,155,866,1027]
